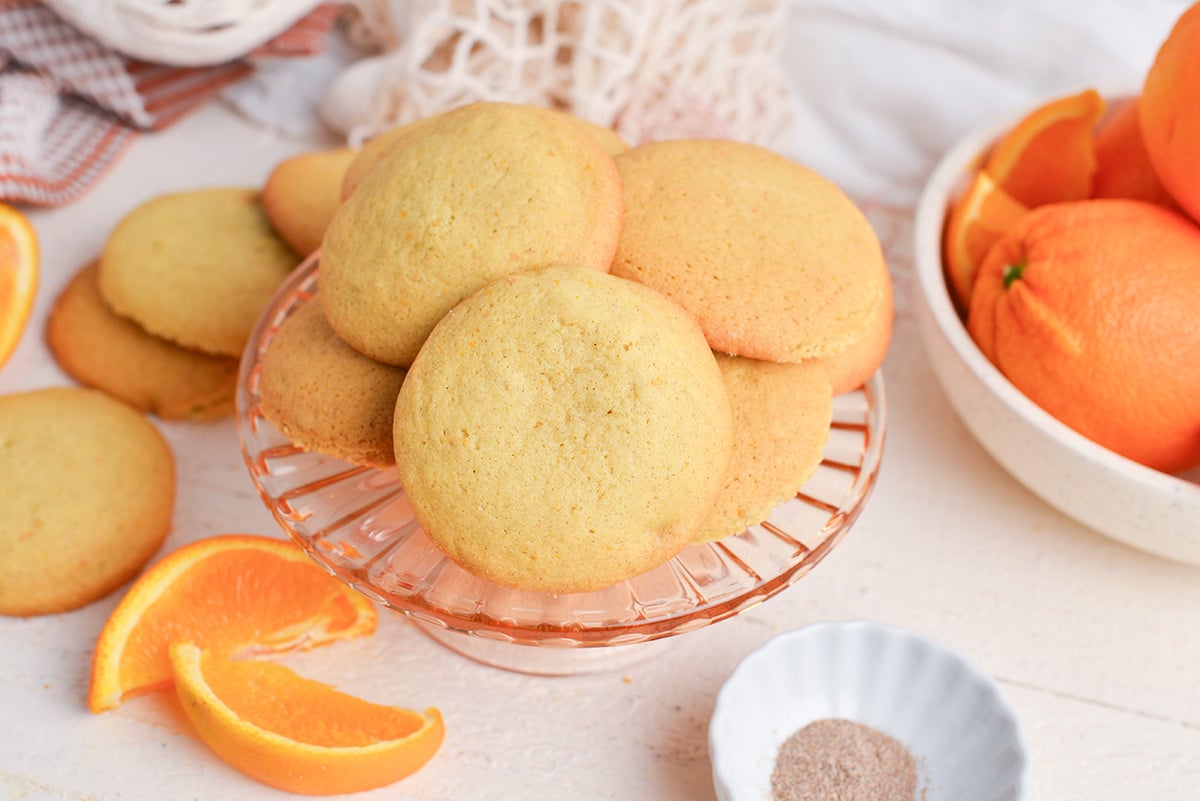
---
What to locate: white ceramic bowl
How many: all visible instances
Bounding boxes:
[912,106,1200,566]
[709,621,1030,801]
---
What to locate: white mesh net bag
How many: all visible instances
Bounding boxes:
[323,0,798,150]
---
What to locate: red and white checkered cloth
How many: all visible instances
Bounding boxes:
[0,0,343,206]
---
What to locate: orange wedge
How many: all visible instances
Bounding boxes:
[0,203,39,369]
[984,88,1106,208]
[944,170,1029,309]
[171,643,444,795]
[88,534,376,713]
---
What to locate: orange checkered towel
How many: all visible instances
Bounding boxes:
[0,0,342,206]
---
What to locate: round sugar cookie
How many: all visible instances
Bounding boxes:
[695,355,833,542]
[99,187,300,357]
[263,147,358,255]
[339,116,442,201]
[258,301,407,467]
[394,266,733,593]
[813,270,894,395]
[612,139,888,362]
[321,101,625,366]
[339,110,627,200]
[0,387,175,616]
[47,261,239,421]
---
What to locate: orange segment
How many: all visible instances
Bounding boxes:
[88,534,376,713]
[170,643,444,795]
[943,170,1029,309]
[983,88,1106,208]
[0,203,39,369]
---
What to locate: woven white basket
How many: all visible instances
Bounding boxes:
[41,0,328,66]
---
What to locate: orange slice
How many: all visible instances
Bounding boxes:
[88,534,376,713]
[944,170,1029,309]
[0,203,39,369]
[984,88,1106,208]
[170,643,444,795]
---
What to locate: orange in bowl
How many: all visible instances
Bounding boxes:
[913,95,1200,567]
[967,198,1200,475]
[942,88,1104,310]
[1140,1,1200,223]
[1092,98,1178,209]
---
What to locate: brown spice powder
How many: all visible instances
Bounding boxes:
[770,718,918,801]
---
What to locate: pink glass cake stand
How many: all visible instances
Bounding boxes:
[236,255,887,675]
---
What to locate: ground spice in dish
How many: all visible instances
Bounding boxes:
[770,718,918,801]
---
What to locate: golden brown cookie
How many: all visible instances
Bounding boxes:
[695,355,833,542]
[612,139,888,362]
[394,266,733,593]
[339,110,627,200]
[339,117,441,201]
[322,101,625,366]
[263,148,358,255]
[99,187,300,358]
[47,262,239,421]
[0,387,175,616]
[812,270,894,395]
[258,301,407,467]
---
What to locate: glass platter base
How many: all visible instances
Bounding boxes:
[415,623,674,675]
[236,256,887,675]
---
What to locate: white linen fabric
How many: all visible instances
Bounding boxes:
[778,0,1188,205]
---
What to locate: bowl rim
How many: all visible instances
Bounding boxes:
[911,95,1200,498]
[708,619,1032,801]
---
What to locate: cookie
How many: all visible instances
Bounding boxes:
[47,261,239,421]
[813,270,894,395]
[263,148,358,255]
[611,139,889,362]
[258,301,407,467]
[322,101,625,366]
[695,355,833,542]
[339,110,627,200]
[0,387,175,616]
[394,266,733,593]
[339,117,441,201]
[99,188,300,358]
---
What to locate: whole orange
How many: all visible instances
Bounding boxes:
[967,199,1200,474]
[1140,2,1200,223]
[1093,98,1178,210]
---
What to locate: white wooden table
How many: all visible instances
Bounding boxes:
[3,46,1199,801]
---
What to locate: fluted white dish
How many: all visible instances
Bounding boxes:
[912,97,1200,566]
[709,621,1030,801]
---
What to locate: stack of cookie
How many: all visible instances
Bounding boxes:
[48,188,302,420]
[256,101,892,594]
[4,186,312,617]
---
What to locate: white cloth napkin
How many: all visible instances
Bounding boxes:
[779,0,1189,206]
